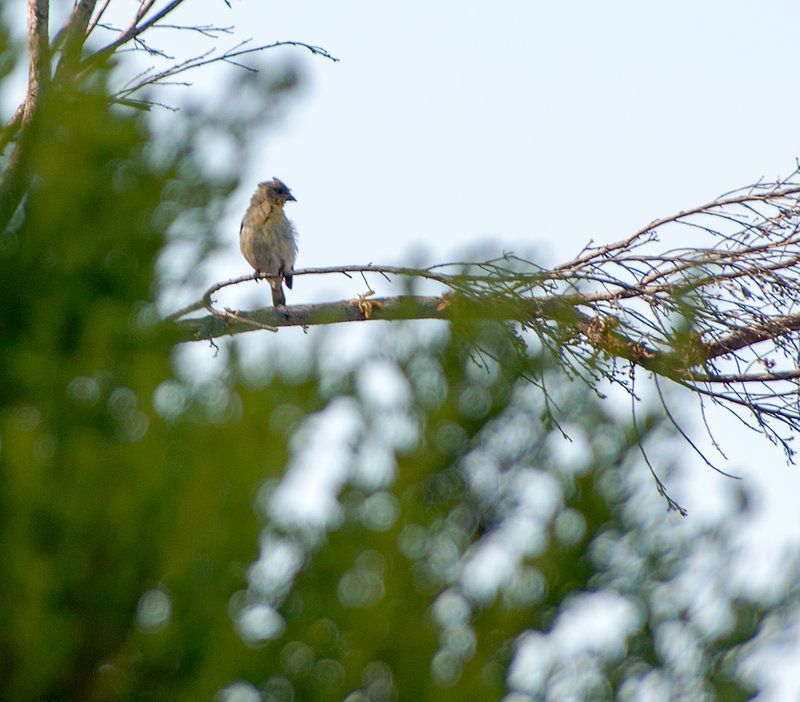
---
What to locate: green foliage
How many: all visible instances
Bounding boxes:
[0,19,798,702]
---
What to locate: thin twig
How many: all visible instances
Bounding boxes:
[113,40,339,98]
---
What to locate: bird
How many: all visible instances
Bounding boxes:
[239,178,298,307]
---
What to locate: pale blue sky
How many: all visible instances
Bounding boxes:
[223,0,800,263]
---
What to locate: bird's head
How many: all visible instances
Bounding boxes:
[259,178,296,206]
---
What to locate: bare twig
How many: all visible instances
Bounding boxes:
[631,369,687,515]
[146,23,236,39]
[85,0,112,38]
[112,40,339,98]
[90,0,187,59]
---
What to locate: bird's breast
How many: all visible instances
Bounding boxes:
[239,209,297,274]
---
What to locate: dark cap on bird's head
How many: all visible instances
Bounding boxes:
[258,177,296,204]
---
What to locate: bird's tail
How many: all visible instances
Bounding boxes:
[270,281,286,307]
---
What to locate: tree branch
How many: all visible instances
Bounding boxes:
[25,0,49,118]
[174,295,450,341]
[0,0,50,232]
[85,0,112,38]
[165,168,800,453]
[701,313,800,359]
[52,0,97,79]
[89,0,187,60]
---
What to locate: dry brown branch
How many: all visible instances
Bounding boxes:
[169,168,800,459]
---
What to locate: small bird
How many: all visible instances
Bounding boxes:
[239,178,298,307]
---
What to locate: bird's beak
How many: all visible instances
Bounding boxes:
[287,193,297,202]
